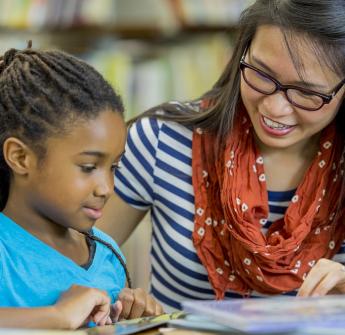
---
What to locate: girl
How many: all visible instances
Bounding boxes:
[0,45,162,328]
[98,0,345,311]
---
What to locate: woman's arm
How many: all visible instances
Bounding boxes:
[97,193,147,246]
[0,285,112,329]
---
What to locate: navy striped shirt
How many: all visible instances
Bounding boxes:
[115,116,345,311]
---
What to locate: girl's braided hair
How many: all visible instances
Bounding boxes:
[0,42,124,211]
[0,42,131,288]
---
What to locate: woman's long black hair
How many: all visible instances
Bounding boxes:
[130,0,345,139]
[128,0,345,228]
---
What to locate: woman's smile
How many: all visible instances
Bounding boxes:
[260,114,296,136]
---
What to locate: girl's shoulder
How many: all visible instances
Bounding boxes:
[91,227,123,256]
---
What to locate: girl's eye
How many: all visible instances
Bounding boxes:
[80,165,96,173]
[111,163,120,172]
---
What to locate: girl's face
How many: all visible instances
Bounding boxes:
[240,25,345,153]
[27,109,126,233]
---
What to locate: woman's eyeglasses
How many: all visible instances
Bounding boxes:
[239,47,345,111]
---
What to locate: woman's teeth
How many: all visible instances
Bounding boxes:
[263,116,292,130]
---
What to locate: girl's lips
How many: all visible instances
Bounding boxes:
[259,115,296,137]
[83,207,103,220]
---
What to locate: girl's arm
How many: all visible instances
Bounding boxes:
[0,285,112,329]
[0,306,68,329]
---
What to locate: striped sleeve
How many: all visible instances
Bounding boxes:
[114,117,160,210]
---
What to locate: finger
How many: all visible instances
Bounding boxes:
[309,264,345,296]
[298,259,344,297]
[93,308,110,326]
[93,290,111,312]
[119,288,135,319]
[155,302,164,315]
[298,260,331,296]
[111,300,123,322]
[93,305,110,326]
[106,316,113,325]
[92,292,111,325]
[298,272,323,297]
[143,294,156,317]
[311,272,341,296]
[128,288,146,319]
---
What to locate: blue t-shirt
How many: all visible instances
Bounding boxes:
[0,213,126,307]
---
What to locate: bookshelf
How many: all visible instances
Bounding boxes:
[0,0,253,119]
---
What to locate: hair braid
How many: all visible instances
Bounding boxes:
[0,46,124,210]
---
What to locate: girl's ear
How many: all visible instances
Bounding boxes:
[3,137,35,175]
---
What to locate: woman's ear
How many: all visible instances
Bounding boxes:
[3,137,35,176]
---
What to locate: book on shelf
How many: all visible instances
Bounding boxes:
[0,0,252,31]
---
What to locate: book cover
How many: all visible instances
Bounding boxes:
[182,295,345,334]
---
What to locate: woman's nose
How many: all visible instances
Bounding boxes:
[261,91,294,117]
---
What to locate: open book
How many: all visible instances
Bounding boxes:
[182,295,345,334]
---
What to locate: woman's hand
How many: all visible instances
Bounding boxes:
[115,288,164,320]
[298,258,345,296]
[54,284,112,329]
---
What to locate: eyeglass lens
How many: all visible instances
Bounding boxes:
[242,66,324,110]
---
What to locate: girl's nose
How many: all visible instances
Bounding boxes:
[261,91,294,117]
[94,174,113,200]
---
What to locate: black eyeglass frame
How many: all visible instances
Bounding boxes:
[239,46,345,111]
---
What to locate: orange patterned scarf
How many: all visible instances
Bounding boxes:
[192,106,345,299]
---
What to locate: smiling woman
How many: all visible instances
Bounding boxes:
[240,24,344,158]
[97,0,345,312]
[0,46,163,329]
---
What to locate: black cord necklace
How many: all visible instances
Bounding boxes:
[82,231,132,289]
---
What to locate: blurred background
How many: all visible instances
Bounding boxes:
[0,0,254,288]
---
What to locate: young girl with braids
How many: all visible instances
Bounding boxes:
[98,0,345,312]
[0,45,163,329]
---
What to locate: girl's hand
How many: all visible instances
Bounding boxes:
[110,300,123,322]
[116,288,164,320]
[54,284,112,329]
[298,258,345,296]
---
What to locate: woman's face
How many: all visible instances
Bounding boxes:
[240,25,345,153]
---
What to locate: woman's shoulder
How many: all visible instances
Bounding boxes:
[132,117,192,136]
[131,101,197,142]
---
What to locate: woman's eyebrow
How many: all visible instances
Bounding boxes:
[251,53,328,91]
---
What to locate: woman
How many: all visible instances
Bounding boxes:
[98,0,345,311]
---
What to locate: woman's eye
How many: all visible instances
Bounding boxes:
[80,165,96,173]
[255,71,272,83]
